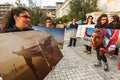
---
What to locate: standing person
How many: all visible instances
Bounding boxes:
[68,18,78,47]
[1,7,40,80]
[84,15,95,54]
[94,14,109,71]
[108,15,120,57]
[56,19,66,28]
[45,17,54,28]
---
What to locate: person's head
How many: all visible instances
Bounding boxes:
[45,17,52,28]
[58,19,63,24]
[72,18,76,23]
[87,15,94,23]
[97,14,108,25]
[2,7,30,30]
[110,15,119,23]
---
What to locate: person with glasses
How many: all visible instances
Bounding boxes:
[1,7,32,32]
[95,14,108,28]
[94,14,109,71]
[1,7,40,80]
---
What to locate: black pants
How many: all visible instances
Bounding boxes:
[85,45,92,52]
[114,48,119,55]
[95,43,107,63]
[68,38,76,46]
[96,50,107,63]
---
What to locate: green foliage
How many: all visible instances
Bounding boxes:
[68,0,98,20]
[55,15,69,23]
[61,15,69,23]
[28,7,42,26]
[54,18,61,23]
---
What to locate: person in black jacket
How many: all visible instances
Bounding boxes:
[84,15,95,54]
[1,7,40,80]
[1,8,33,32]
[68,18,78,47]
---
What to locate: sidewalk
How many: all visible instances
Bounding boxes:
[44,39,120,80]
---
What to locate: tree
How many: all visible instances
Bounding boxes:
[55,15,69,23]
[28,6,42,26]
[68,0,98,20]
[61,15,69,23]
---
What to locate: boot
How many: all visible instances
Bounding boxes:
[94,61,102,67]
[68,38,72,47]
[104,63,109,71]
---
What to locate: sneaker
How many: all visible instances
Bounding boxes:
[84,50,88,53]
[86,51,91,54]
[73,45,76,47]
[94,62,102,67]
[110,55,117,60]
[104,63,109,71]
[67,45,72,47]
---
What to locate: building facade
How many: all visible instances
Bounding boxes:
[56,0,71,18]
[0,3,14,22]
[42,6,56,19]
[56,2,63,11]
[98,0,120,12]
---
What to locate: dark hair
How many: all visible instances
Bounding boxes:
[45,17,52,22]
[112,15,119,23]
[72,18,76,20]
[2,7,28,30]
[59,19,62,22]
[97,14,108,25]
[110,15,120,29]
[86,15,94,24]
[87,15,93,19]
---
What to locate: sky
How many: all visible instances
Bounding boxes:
[0,0,65,7]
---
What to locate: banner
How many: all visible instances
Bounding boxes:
[0,31,63,80]
[32,26,65,49]
[76,25,95,38]
[85,28,120,55]
[64,28,77,40]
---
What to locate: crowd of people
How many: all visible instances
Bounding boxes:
[0,6,120,73]
[83,14,120,71]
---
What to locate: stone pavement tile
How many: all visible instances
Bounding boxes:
[76,40,120,79]
[44,40,120,80]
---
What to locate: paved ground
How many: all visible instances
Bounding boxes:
[44,39,120,80]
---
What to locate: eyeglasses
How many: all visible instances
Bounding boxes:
[46,21,51,23]
[101,19,107,21]
[19,15,30,19]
